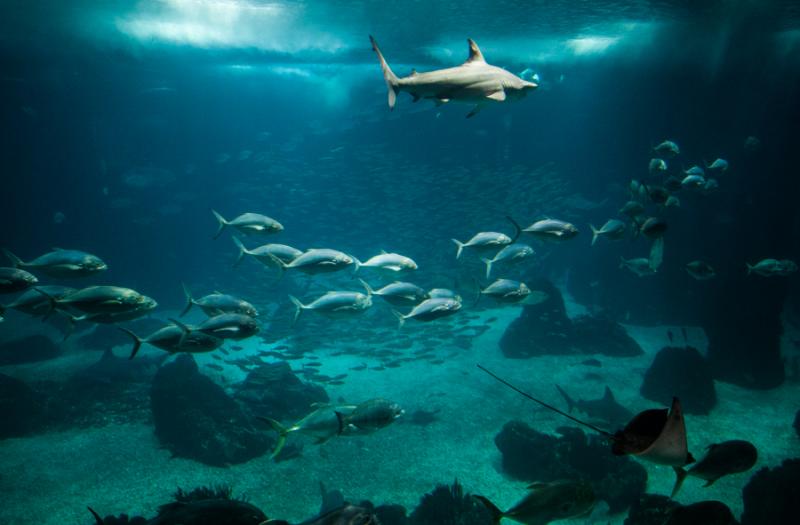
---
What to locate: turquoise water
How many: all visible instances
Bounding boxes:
[1,1,799,524]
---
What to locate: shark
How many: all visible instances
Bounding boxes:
[369,35,537,117]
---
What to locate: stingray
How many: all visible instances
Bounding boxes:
[478,365,695,476]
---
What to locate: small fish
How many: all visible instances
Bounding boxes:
[211,210,283,239]
[589,219,626,246]
[361,280,428,306]
[0,267,38,294]
[289,287,372,324]
[746,258,798,277]
[171,314,259,341]
[671,440,758,497]
[706,158,729,172]
[181,284,258,318]
[681,174,706,189]
[620,257,657,277]
[686,260,716,280]
[620,201,645,218]
[638,217,668,239]
[481,244,535,278]
[645,185,670,205]
[521,219,579,242]
[205,363,224,371]
[684,165,705,177]
[475,480,596,525]
[3,248,107,278]
[232,237,302,267]
[664,195,680,208]
[392,297,462,328]
[649,158,667,175]
[480,279,532,304]
[654,139,680,157]
[452,232,512,259]
[355,252,417,272]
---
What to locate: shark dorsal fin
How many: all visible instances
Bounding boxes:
[465,39,486,64]
[603,386,616,401]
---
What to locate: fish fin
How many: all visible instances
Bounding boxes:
[702,478,718,488]
[87,507,104,525]
[358,279,374,297]
[369,35,399,110]
[670,467,688,498]
[391,309,405,330]
[288,295,305,325]
[2,248,24,267]
[466,104,484,118]
[180,283,194,317]
[465,39,486,64]
[256,416,289,460]
[486,90,506,102]
[168,317,192,347]
[555,385,576,413]
[32,287,58,320]
[746,263,753,275]
[451,239,465,259]
[481,257,493,279]
[118,326,143,360]
[351,256,362,275]
[211,209,228,239]
[335,411,347,435]
[602,386,616,401]
[472,496,503,525]
[232,236,248,267]
[526,482,549,490]
[590,224,599,246]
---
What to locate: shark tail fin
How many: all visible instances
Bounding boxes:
[369,35,399,110]
[671,467,689,498]
[590,224,600,247]
[555,385,576,413]
[2,248,25,268]
[481,257,494,279]
[473,496,504,525]
[118,326,143,360]
[256,416,290,460]
[211,209,228,239]
[452,239,465,259]
[232,236,248,267]
[180,283,194,317]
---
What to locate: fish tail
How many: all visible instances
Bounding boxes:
[358,278,374,296]
[266,253,287,275]
[670,467,689,498]
[391,309,405,330]
[288,295,305,325]
[2,248,25,268]
[87,507,104,525]
[256,416,289,459]
[746,263,753,275]
[451,239,465,259]
[351,255,362,275]
[555,385,576,413]
[32,287,58,320]
[590,224,600,247]
[473,495,504,525]
[232,236,248,267]
[180,283,194,317]
[211,209,228,239]
[118,326,144,360]
[335,410,347,435]
[369,35,399,110]
[481,257,494,279]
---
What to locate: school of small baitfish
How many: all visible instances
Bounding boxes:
[0,107,791,521]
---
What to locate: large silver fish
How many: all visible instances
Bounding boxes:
[480,279,532,304]
[481,244,534,279]
[44,285,150,314]
[0,285,75,319]
[212,210,283,239]
[232,236,302,267]
[180,284,258,318]
[258,403,358,458]
[289,287,372,324]
[269,249,355,275]
[392,297,461,328]
[355,252,417,272]
[3,248,107,278]
[370,36,537,118]
[171,313,259,341]
[0,267,38,294]
[119,324,223,359]
[452,232,512,259]
[359,280,428,306]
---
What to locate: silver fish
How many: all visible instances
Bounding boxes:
[686,261,716,280]
[259,403,358,458]
[706,158,729,172]
[481,244,535,279]
[359,280,428,306]
[393,297,461,328]
[522,219,579,242]
[355,251,418,272]
[232,237,301,267]
[648,158,667,175]
[370,36,537,118]
[589,219,626,246]
[289,286,372,324]
[181,284,258,318]
[3,248,107,278]
[452,232,512,259]
[0,267,38,294]
[172,313,259,341]
[475,480,596,525]
[480,279,531,304]
[212,210,283,239]
[654,139,680,157]
[747,258,798,277]
[269,248,355,275]
[48,285,150,314]
[0,285,75,317]
[340,398,404,434]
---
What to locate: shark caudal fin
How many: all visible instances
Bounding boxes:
[211,210,228,239]
[117,326,144,360]
[473,495,504,525]
[256,416,290,460]
[369,35,400,110]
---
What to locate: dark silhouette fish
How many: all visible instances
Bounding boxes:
[671,440,758,497]
[478,365,695,481]
[556,385,633,428]
[267,504,381,525]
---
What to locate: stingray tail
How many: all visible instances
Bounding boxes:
[670,467,689,498]
[473,495,504,525]
[256,416,289,460]
[369,35,399,110]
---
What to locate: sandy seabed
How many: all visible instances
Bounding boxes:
[1,299,799,525]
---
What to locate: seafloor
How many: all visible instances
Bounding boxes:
[1,288,798,525]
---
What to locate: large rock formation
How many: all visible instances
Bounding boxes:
[741,458,800,525]
[640,346,717,415]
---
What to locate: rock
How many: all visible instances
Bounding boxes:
[408,480,493,525]
[640,346,717,415]
[499,279,642,358]
[234,361,328,421]
[0,373,48,438]
[494,421,647,515]
[624,494,680,525]
[373,504,409,525]
[666,500,738,524]
[741,458,800,525]
[150,355,272,466]
[0,334,61,365]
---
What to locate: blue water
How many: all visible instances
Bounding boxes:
[1,1,799,524]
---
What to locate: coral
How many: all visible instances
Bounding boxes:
[408,480,493,525]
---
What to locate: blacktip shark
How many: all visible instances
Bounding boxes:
[369,35,537,117]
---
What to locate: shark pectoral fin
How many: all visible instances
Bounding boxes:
[466,104,484,118]
[486,90,506,102]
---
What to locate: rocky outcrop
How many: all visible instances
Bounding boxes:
[234,361,328,421]
[640,346,717,415]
